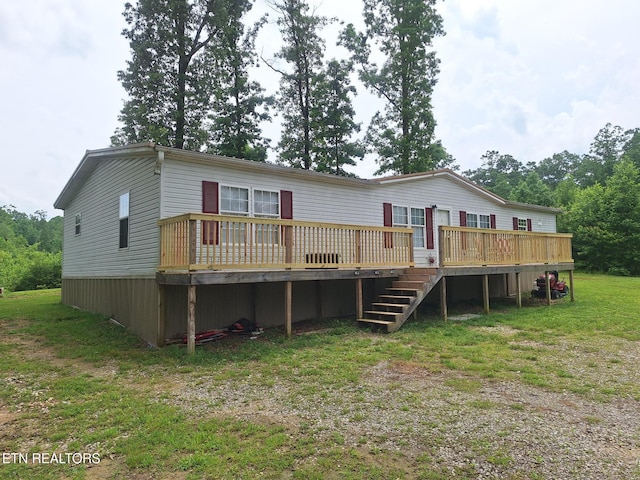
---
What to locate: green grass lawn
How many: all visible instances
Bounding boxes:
[0,273,639,479]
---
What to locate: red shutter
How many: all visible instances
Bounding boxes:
[202,181,219,214]
[527,218,532,232]
[279,190,293,247]
[425,207,434,249]
[383,203,393,248]
[280,190,293,219]
[202,181,219,244]
[459,211,467,227]
[512,217,519,230]
[490,214,496,229]
[383,203,393,227]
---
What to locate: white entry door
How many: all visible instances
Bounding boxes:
[437,209,451,227]
[433,209,450,267]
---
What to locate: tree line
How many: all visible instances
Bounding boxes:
[463,123,640,276]
[0,207,63,291]
[111,0,453,175]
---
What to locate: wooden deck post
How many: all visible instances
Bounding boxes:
[356,277,363,319]
[187,285,196,355]
[569,270,575,302]
[188,219,197,267]
[284,226,293,267]
[440,276,448,321]
[285,281,292,338]
[515,272,522,308]
[483,274,490,314]
[157,284,166,346]
[545,271,551,305]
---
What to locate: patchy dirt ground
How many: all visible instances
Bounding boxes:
[2,320,640,479]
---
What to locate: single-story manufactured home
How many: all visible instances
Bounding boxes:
[54,143,574,351]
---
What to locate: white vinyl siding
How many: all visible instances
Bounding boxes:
[62,156,160,277]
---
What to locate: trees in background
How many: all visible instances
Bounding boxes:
[113,0,449,175]
[0,207,62,292]
[462,123,640,275]
[206,0,272,161]
[113,0,271,159]
[310,59,365,175]
[266,0,329,170]
[340,0,450,175]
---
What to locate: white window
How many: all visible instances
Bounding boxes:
[74,213,81,236]
[393,206,425,248]
[466,212,493,229]
[393,205,408,227]
[220,186,249,215]
[254,190,280,244]
[518,218,528,231]
[219,186,248,242]
[253,190,279,218]
[119,192,130,249]
[411,207,425,248]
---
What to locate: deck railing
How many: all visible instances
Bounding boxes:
[439,226,573,266]
[158,213,414,271]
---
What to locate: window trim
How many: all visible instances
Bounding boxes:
[74,213,81,236]
[119,192,130,249]
[216,185,286,245]
[465,211,494,229]
[219,184,250,216]
[391,204,426,249]
[253,188,280,218]
[517,218,528,231]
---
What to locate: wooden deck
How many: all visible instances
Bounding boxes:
[156,214,575,353]
[158,213,414,271]
[439,226,573,267]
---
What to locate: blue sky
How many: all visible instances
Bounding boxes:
[1,0,639,217]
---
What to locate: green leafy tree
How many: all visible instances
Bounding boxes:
[266,0,329,170]
[463,151,528,199]
[340,0,447,175]
[574,123,628,187]
[567,160,640,275]
[112,0,231,150]
[0,206,63,291]
[207,1,272,161]
[509,172,555,207]
[533,151,581,190]
[310,59,364,176]
[622,127,640,170]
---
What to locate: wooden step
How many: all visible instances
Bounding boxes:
[386,287,421,295]
[379,294,414,303]
[357,318,394,325]
[357,318,396,334]
[365,310,402,317]
[399,274,432,282]
[371,303,408,312]
[405,268,437,275]
[392,280,426,289]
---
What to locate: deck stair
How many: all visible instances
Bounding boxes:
[357,268,443,332]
